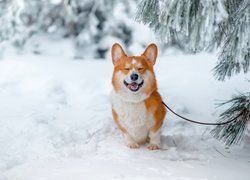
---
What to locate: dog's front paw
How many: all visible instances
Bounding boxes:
[147,144,160,150]
[127,142,140,149]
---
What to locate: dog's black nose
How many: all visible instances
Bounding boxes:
[130,73,138,81]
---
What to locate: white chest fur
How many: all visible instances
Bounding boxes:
[111,91,153,143]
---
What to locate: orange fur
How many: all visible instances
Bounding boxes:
[144,91,166,133]
[112,56,157,96]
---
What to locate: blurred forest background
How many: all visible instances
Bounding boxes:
[0,0,157,59]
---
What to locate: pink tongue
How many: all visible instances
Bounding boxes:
[129,83,139,90]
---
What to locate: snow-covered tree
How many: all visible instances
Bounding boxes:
[136,0,250,146]
[0,0,137,58]
[0,0,19,56]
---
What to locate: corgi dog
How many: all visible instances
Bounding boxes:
[111,43,166,150]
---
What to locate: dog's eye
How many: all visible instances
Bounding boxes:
[124,68,130,71]
[138,67,144,71]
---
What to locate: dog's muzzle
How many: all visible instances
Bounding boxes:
[123,80,144,92]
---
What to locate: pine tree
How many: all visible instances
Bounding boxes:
[136,0,250,146]
[0,0,19,56]
[0,0,135,58]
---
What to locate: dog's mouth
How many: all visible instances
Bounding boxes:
[123,80,144,92]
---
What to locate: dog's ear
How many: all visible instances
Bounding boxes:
[111,43,126,65]
[142,43,158,65]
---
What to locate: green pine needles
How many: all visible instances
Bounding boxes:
[135,0,159,26]
[136,0,226,52]
[211,93,250,146]
[136,0,250,146]
[214,0,250,80]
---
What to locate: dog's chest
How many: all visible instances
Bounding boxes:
[116,101,150,127]
[112,94,153,141]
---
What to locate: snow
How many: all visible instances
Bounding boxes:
[0,52,249,180]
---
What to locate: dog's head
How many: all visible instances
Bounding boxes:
[111,43,158,102]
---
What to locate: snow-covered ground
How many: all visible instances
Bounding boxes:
[0,52,249,180]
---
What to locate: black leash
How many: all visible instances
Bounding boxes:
[162,101,242,125]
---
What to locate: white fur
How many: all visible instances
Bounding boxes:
[111,90,153,144]
[131,59,137,64]
[124,133,139,148]
[149,129,161,147]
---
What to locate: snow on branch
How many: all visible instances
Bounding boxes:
[211,93,250,146]
[136,0,227,52]
[213,0,250,81]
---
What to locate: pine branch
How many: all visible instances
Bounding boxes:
[211,93,250,146]
[214,0,250,81]
[135,0,159,28]
[136,0,225,52]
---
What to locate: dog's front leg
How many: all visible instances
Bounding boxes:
[148,103,166,150]
[124,133,140,149]
[112,108,139,149]
[148,129,161,150]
